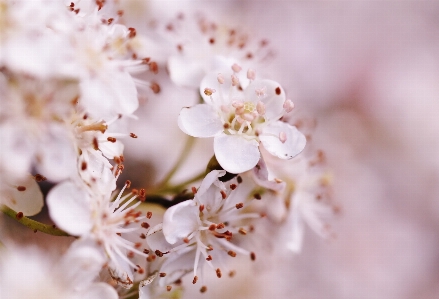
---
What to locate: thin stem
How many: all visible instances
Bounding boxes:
[156,171,206,195]
[1,206,71,237]
[154,136,196,190]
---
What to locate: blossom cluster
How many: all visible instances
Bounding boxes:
[0,1,336,298]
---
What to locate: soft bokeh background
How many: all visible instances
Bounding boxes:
[126,1,439,298]
[2,1,438,298]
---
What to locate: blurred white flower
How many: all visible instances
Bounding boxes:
[0,242,118,299]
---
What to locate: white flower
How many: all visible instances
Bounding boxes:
[0,173,44,216]
[0,242,118,299]
[0,73,78,181]
[47,178,148,288]
[264,151,336,253]
[164,15,274,88]
[146,170,260,286]
[178,66,306,173]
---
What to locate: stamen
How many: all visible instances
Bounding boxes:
[216,268,222,278]
[217,73,225,84]
[231,63,242,73]
[231,74,239,86]
[283,99,295,112]
[247,69,256,80]
[279,131,287,143]
[16,186,26,192]
[256,101,265,115]
[204,88,215,96]
[167,286,172,292]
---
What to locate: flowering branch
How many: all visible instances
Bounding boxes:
[1,206,70,237]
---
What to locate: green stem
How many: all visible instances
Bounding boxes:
[1,206,71,237]
[154,136,196,190]
[155,171,206,195]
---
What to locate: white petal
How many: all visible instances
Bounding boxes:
[252,158,286,192]
[245,79,286,121]
[178,104,223,137]
[146,224,177,253]
[80,71,138,118]
[37,124,76,182]
[196,170,226,196]
[80,283,118,299]
[260,122,306,160]
[168,55,205,88]
[162,200,198,244]
[61,239,106,287]
[214,134,260,174]
[1,174,44,216]
[0,123,33,179]
[47,182,93,236]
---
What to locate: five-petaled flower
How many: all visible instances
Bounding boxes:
[178,65,306,173]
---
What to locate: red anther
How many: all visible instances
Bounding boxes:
[191,187,197,194]
[237,176,243,184]
[229,270,236,277]
[139,188,146,198]
[74,8,80,14]
[206,255,212,261]
[159,272,167,277]
[35,174,47,182]
[120,156,124,163]
[217,223,225,229]
[16,186,26,192]
[209,38,215,44]
[207,245,213,251]
[107,137,116,143]
[209,224,216,231]
[138,268,144,274]
[130,133,138,138]
[155,250,164,257]
[166,286,172,292]
[81,161,87,171]
[15,212,23,220]
[150,82,161,94]
[134,242,142,248]
[235,203,244,209]
[220,190,227,199]
[275,87,281,95]
[131,189,139,195]
[69,2,74,7]
[128,27,137,38]
[192,276,198,284]
[117,10,124,16]
[149,62,158,74]
[223,123,230,129]
[183,237,190,243]
[142,57,150,64]
[107,18,114,25]
[228,251,236,257]
[125,180,132,188]
[116,233,121,236]
[238,228,247,235]
[128,252,135,258]
[141,222,150,229]
[146,211,152,219]
[143,249,149,254]
[132,53,138,59]
[216,268,222,278]
[92,138,99,150]
[253,193,261,200]
[83,113,88,119]
[140,233,146,239]
[177,44,183,52]
[199,204,204,212]
[114,156,121,164]
[250,252,256,261]
[200,286,207,293]
[230,184,237,190]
